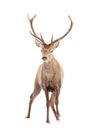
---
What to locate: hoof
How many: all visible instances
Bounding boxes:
[46,120,50,123]
[25,115,30,118]
[56,117,60,120]
[56,114,60,120]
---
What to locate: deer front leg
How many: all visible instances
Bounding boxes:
[26,93,34,118]
[45,90,50,123]
[26,83,41,118]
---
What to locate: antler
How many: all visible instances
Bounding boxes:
[51,16,73,44]
[27,14,45,43]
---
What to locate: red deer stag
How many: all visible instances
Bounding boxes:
[26,15,73,123]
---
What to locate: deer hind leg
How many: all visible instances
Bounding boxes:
[55,87,60,120]
[26,83,41,118]
[50,92,58,120]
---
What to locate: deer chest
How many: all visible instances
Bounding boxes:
[42,63,55,81]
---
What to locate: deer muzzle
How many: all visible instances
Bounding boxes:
[42,56,47,61]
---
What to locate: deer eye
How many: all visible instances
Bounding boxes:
[50,49,53,53]
[50,50,53,53]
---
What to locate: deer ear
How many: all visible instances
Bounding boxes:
[35,39,43,47]
[53,41,59,49]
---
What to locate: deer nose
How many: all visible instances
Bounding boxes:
[42,56,47,61]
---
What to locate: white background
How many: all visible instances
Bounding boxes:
[0,0,87,129]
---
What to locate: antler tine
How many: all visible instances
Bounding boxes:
[40,33,45,43]
[27,14,37,22]
[51,16,73,44]
[51,34,53,42]
[27,14,45,43]
[27,14,37,35]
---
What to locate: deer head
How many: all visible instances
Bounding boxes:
[27,14,73,62]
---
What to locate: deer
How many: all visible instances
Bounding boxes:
[26,14,73,123]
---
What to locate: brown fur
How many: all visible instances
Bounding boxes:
[26,15,73,123]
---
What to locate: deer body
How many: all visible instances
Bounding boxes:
[36,57,63,90]
[26,15,73,123]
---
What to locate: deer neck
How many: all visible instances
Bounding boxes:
[42,54,55,88]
